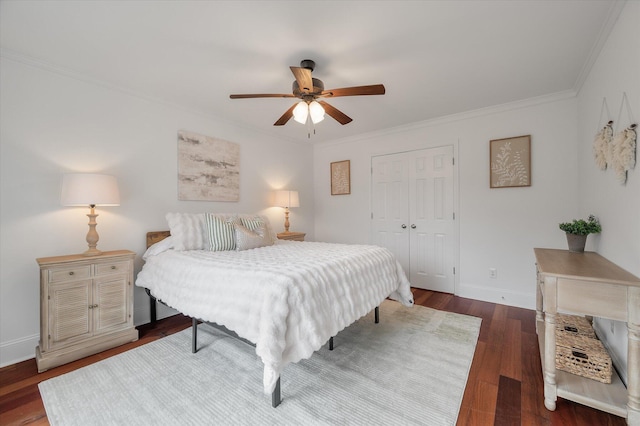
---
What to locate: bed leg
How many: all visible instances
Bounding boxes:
[375,306,380,324]
[192,317,198,353]
[329,336,334,351]
[150,297,157,323]
[271,377,281,407]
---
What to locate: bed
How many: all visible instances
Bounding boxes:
[136,213,414,407]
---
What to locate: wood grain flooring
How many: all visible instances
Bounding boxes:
[0,289,627,425]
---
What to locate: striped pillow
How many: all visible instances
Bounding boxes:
[205,214,237,251]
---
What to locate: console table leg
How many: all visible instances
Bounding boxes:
[543,276,558,411]
[627,289,640,425]
[535,266,544,333]
[544,311,558,411]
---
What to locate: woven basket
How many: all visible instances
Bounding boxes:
[555,332,612,383]
[555,314,596,338]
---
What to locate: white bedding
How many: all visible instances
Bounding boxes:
[136,240,414,394]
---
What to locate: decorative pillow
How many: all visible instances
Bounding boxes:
[234,222,271,251]
[240,216,276,245]
[205,214,237,251]
[142,236,174,260]
[165,213,208,250]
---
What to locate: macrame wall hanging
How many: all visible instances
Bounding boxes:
[611,123,637,184]
[592,93,637,184]
[592,104,613,171]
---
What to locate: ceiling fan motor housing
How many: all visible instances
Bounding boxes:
[292,78,324,97]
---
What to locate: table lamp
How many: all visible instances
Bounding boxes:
[61,173,120,256]
[273,190,299,232]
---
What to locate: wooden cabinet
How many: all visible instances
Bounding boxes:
[277,231,305,241]
[534,248,640,424]
[36,250,138,372]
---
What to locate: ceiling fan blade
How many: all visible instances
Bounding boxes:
[274,103,297,126]
[290,66,313,94]
[230,93,296,99]
[321,84,385,97]
[318,101,352,125]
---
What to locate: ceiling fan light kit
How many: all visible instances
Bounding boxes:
[229,59,385,135]
[293,100,325,125]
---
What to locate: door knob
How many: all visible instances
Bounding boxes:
[411,224,416,229]
[401,224,407,229]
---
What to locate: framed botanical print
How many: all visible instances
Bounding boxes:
[330,160,351,195]
[490,135,531,188]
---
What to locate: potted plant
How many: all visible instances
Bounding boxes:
[558,215,602,252]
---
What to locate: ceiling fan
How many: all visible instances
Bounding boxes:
[229,59,385,128]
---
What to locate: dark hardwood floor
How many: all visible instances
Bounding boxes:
[0,289,626,425]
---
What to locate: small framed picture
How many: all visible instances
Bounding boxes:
[490,135,531,188]
[330,160,351,195]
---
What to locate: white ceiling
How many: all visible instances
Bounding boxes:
[0,1,623,144]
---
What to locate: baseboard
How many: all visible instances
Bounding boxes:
[456,282,535,310]
[0,333,39,368]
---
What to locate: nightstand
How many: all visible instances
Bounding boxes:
[277,231,306,241]
[35,250,138,372]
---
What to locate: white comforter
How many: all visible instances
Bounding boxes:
[136,240,414,393]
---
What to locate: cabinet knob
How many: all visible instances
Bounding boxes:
[69,271,74,275]
[111,265,116,270]
[401,224,407,229]
[411,224,416,229]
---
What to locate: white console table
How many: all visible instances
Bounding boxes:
[534,248,639,424]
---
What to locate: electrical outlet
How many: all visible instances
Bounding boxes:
[489,268,497,279]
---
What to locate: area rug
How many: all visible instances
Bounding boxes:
[39,301,481,425]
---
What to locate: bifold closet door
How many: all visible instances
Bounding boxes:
[371,146,455,293]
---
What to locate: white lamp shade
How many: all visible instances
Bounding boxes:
[61,173,120,206]
[273,190,300,208]
[309,101,325,124]
[292,101,309,124]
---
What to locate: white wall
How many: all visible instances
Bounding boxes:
[314,93,580,309]
[576,0,639,385]
[0,57,314,367]
[311,0,639,385]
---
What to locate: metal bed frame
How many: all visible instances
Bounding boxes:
[143,231,381,407]
[146,289,379,407]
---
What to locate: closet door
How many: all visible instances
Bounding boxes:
[409,146,455,293]
[371,153,410,273]
[371,146,455,293]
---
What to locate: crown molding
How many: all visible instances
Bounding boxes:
[316,90,577,148]
[573,0,626,94]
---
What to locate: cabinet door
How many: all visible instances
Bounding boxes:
[49,280,92,350]
[93,274,129,335]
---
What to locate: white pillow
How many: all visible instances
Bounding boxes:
[205,214,237,251]
[234,222,271,251]
[165,213,208,251]
[142,236,174,260]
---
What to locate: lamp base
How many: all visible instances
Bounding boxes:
[284,207,291,232]
[84,207,102,257]
[82,248,103,257]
